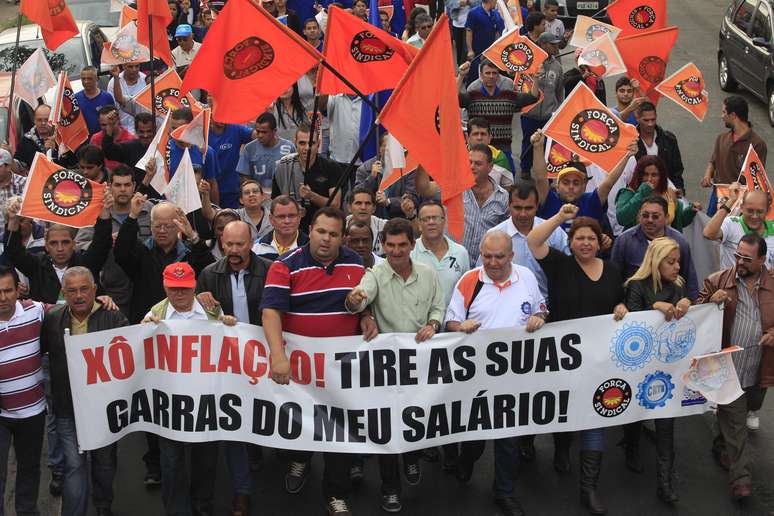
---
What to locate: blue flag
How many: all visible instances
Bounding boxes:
[357,0,385,162]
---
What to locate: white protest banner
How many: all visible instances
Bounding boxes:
[66,304,721,453]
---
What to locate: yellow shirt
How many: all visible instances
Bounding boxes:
[69,302,100,336]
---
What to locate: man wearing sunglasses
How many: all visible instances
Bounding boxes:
[703,184,774,270]
[698,233,774,503]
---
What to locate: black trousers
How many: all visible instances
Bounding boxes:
[288,450,352,499]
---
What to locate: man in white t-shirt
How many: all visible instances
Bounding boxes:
[107,64,146,133]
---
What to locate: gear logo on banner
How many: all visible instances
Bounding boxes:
[350,31,394,63]
[628,5,657,29]
[610,322,655,370]
[42,169,94,217]
[655,318,696,363]
[636,371,675,409]
[223,37,275,80]
[569,110,621,153]
[593,378,632,417]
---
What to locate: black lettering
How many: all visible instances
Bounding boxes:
[426,404,450,438]
[453,346,476,381]
[106,399,128,433]
[518,392,530,426]
[278,402,302,439]
[359,350,370,388]
[511,339,535,374]
[195,394,217,432]
[399,349,418,385]
[532,391,555,425]
[252,399,276,435]
[219,394,241,431]
[468,391,492,431]
[368,408,391,444]
[314,405,345,442]
[335,352,356,389]
[535,337,559,373]
[427,348,453,384]
[373,349,396,387]
[486,342,508,376]
[347,409,366,443]
[401,406,425,442]
[152,389,169,427]
[129,389,151,424]
[450,400,466,433]
[171,394,195,431]
[560,334,582,370]
[493,394,516,428]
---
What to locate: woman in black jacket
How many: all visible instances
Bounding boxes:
[624,236,691,505]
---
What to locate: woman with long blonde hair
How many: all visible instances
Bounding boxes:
[624,237,691,505]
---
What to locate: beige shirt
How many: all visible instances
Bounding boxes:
[172,41,202,67]
[69,302,101,335]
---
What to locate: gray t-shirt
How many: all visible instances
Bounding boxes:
[236,138,296,191]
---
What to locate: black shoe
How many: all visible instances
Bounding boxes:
[96,509,113,516]
[49,472,63,497]
[143,470,161,487]
[381,493,402,513]
[623,445,644,474]
[285,461,310,494]
[580,451,607,515]
[350,462,365,485]
[422,447,440,462]
[656,454,679,505]
[554,446,571,474]
[442,452,458,473]
[494,496,526,516]
[326,497,352,515]
[455,459,474,483]
[403,461,422,486]
[519,438,536,463]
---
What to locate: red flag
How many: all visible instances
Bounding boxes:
[134,68,202,117]
[482,31,547,76]
[655,62,708,122]
[378,14,473,240]
[181,0,321,123]
[137,0,174,66]
[50,72,89,153]
[616,26,679,104]
[739,145,774,220]
[20,0,79,51]
[316,6,417,95]
[542,82,638,172]
[19,153,106,227]
[608,0,667,37]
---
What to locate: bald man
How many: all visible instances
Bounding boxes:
[704,185,774,270]
[444,229,547,515]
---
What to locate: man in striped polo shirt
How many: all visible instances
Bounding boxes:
[0,265,47,516]
[261,206,371,516]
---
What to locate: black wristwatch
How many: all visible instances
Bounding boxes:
[719,204,731,213]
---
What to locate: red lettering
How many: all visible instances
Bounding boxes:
[108,341,135,380]
[314,352,325,388]
[200,335,216,373]
[180,335,199,373]
[290,350,311,385]
[217,336,241,374]
[144,337,155,370]
[243,340,268,379]
[82,347,110,385]
[157,335,178,372]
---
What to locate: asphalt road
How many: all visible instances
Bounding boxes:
[3,0,774,515]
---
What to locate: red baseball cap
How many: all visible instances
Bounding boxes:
[163,262,196,288]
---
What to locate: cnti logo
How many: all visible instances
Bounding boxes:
[569,109,620,153]
[350,31,394,63]
[223,36,275,80]
[500,42,534,73]
[628,5,657,29]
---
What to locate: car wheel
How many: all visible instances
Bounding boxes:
[718,53,737,91]
[768,87,774,127]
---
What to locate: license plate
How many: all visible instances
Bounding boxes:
[577,1,599,9]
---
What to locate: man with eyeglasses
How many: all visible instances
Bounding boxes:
[253,195,309,261]
[407,13,433,48]
[703,184,774,270]
[698,233,774,502]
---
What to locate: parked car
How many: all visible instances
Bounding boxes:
[718,0,774,125]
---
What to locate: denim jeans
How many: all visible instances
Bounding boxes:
[493,437,520,498]
[42,356,64,476]
[580,428,605,452]
[0,412,45,516]
[225,442,252,495]
[159,438,218,516]
[57,417,116,516]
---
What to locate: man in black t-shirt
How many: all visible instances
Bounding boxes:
[272,124,343,231]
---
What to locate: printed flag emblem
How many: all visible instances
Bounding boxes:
[570,110,621,153]
[350,31,394,62]
[223,36,275,79]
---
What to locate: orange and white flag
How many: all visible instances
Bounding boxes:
[738,144,774,220]
[135,111,172,193]
[171,108,211,155]
[513,72,543,113]
[49,72,89,153]
[483,30,547,75]
[569,16,622,48]
[133,67,202,116]
[577,34,626,78]
[119,5,138,27]
[379,133,406,191]
[655,62,708,122]
[543,82,638,172]
[19,152,106,227]
[14,48,56,109]
[100,21,150,65]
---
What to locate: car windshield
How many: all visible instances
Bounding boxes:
[0,36,85,79]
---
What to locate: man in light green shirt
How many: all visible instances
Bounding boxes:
[344,217,445,513]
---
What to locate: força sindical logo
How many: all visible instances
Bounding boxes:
[223,37,275,80]
[593,378,632,417]
[546,142,574,174]
[585,24,613,43]
[154,88,191,114]
[59,87,81,127]
[569,109,620,153]
[628,5,657,29]
[110,34,142,63]
[500,42,534,73]
[674,76,704,105]
[638,56,667,84]
[350,31,394,63]
[42,169,93,217]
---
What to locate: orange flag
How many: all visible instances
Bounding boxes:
[100,22,150,66]
[616,26,679,104]
[513,73,543,113]
[19,152,106,227]
[317,6,417,95]
[576,33,626,78]
[136,0,174,66]
[181,0,321,123]
[483,31,547,76]
[120,5,138,28]
[134,68,202,117]
[171,108,211,154]
[543,82,638,172]
[50,72,88,153]
[607,0,667,37]
[544,138,592,178]
[738,145,774,220]
[655,62,708,122]
[569,16,622,48]
[378,14,473,240]
[20,0,79,51]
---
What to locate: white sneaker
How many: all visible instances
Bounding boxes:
[746,411,760,431]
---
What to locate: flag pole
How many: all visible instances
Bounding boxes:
[147,14,157,133]
[303,92,321,178]
[4,13,22,143]
[326,120,379,207]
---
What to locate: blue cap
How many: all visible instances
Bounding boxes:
[175,24,193,38]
